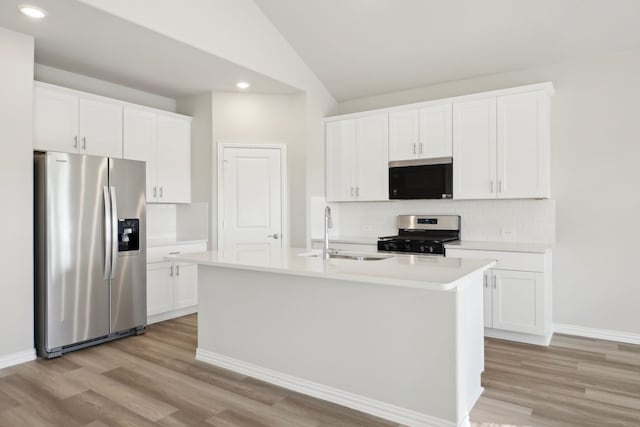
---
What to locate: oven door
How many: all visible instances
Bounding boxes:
[389,158,453,199]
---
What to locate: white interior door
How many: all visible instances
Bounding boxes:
[220,146,284,254]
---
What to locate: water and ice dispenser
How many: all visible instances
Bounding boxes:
[118,218,140,252]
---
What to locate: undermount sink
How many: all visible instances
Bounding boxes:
[305,253,390,261]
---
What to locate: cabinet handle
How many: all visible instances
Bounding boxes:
[176,265,180,276]
[73,136,78,149]
[493,274,497,289]
[267,233,280,240]
[351,186,354,197]
[490,180,495,193]
[355,186,360,197]
[170,265,174,277]
[82,137,87,150]
[419,143,423,154]
[483,273,488,288]
[159,187,163,198]
[153,187,157,198]
[413,143,417,155]
[498,180,503,193]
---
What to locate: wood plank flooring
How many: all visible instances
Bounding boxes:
[0,315,639,426]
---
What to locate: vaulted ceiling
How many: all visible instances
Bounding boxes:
[254,0,640,101]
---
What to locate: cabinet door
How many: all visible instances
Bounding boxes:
[492,270,544,335]
[453,98,497,200]
[147,263,174,316]
[497,91,550,199]
[389,110,419,161]
[123,107,158,201]
[173,263,198,309]
[156,114,191,203]
[356,113,388,201]
[326,119,357,201]
[79,97,123,158]
[419,104,452,158]
[33,85,79,153]
[483,271,493,328]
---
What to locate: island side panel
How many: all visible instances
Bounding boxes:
[455,271,486,422]
[197,265,461,424]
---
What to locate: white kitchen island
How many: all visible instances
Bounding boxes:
[169,248,495,427]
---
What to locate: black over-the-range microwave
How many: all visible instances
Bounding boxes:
[389,157,453,200]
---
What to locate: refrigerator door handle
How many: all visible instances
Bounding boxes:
[109,186,119,280]
[103,186,112,280]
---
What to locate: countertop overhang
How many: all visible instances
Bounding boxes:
[168,248,495,291]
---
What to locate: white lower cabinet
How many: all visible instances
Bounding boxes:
[147,261,198,324]
[484,269,544,335]
[447,247,552,345]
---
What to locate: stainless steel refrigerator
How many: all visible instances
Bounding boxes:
[34,151,147,358]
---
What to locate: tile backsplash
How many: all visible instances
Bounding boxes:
[318,199,555,244]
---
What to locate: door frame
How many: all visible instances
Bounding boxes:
[216,141,289,250]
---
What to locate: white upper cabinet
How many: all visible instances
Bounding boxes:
[389,110,419,161]
[497,91,551,199]
[33,85,79,153]
[356,114,389,201]
[453,88,551,200]
[326,82,553,202]
[420,104,453,158]
[326,119,357,202]
[34,83,123,158]
[34,83,193,204]
[78,97,123,158]
[326,113,388,202]
[124,108,191,204]
[156,114,192,204]
[453,98,497,200]
[123,106,157,201]
[389,104,452,161]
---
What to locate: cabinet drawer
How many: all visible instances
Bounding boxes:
[446,248,545,272]
[147,242,207,263]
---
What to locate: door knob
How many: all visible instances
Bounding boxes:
[267,233,280,239]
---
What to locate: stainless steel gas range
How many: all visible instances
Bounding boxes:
[377,215,460,256]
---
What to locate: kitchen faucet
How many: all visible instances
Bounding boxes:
[323,206,337,259]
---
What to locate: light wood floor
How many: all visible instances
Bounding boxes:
[0,315,639,427]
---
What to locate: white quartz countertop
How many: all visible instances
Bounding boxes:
[168,247,495,291]
[310,235,377,245]
[147,238,208,248]
[444,240,553,253]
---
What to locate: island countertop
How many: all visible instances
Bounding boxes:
[168,247,495,291]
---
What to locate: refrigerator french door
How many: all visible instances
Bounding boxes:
[34,151,146,358]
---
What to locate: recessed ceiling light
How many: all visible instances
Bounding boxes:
[236,81,251,90]
[19,5,47,19]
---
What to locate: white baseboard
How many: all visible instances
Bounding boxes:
[147,306,197,325]
[554,324,640,345]
[485,328,553,346]
[196,348,462,427]
[0,348,36,369]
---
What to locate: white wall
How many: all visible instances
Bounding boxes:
[210,92,307,247]
[336,48,640,337]
[0,28,35,361]
[35,64,176,111]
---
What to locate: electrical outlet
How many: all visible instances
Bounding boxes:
[500,228,516,239]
